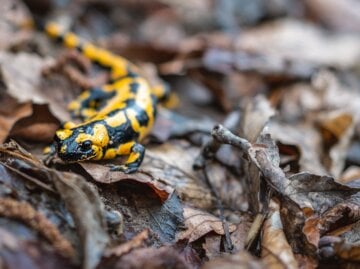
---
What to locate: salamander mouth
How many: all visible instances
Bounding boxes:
[79,153,96,161]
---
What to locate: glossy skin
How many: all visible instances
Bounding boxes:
[45,23,170,173]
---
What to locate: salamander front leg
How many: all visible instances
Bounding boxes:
[43,142,57,165]
[108,143,145,173]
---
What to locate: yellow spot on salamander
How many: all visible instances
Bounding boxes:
[68,100,81,111]
[151,85,166,99]
[75,123,109,148]
[56,129,73,140]
[105,111,127,128]
[111,66,128,79]
[104,148,117,159]
[64,32,79,48]
[60,145,67,153]
[43,146,52,154]
[118,141,135,155]
[81,108,97,119]
[163,93,180,109]
[83,43,98,60]
[97,49,113,66]
[45,22,62,38]
[92,145,103,160]
[126,151,140,164]
[63,121,77,129]
[126,109,141,133]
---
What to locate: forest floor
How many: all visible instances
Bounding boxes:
[0,0,360,268]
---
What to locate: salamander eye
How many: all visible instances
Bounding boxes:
[80,140,92,151]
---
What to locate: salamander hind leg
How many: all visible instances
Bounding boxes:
[108,143,145,173]
[151,83,178,109]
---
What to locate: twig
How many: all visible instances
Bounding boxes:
[201,165,234,253]
[211,124,288,197]
[193,109,241,169]
[211,124,251,151]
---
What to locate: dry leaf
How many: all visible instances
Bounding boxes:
[235,19,360,68]
[304,0,360,32]
[261,199,298,269]
[201,251,264,269]
[0,93,32,143]
[177,207,236,243]
[100,246,190,269]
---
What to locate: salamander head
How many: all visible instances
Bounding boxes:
[54,123,108,162]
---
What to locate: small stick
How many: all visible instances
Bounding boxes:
[202,166,234,253]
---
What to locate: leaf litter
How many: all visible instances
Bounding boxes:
[0,0,359,268]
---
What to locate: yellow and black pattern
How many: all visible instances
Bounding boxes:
[44,22,170,173]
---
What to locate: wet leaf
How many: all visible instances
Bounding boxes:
[0,228,77,269]
[0,141,109,269]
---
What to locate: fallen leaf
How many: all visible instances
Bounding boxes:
[9,104,60,142]
[0,52,52,103]
[304,0,360,32]
[268,121,328,176]
[104,229,149,258]
[303,193,360,248]
[235,19,360,69]
[99,246,190,269]
[261,199,298,269]
[202,234,222,259]
[79,162,173,202]
[177,207,236,243]
[339,166,360,184]
[53,172,109,269]
[333,240,360,262]
[240,95,275,143]
[201,251,264,269]
[0,228,77,269]
[0,93,32,143]
[100,183,184,245]
[0,141,109,269]
[81,140,214,209]
[230,214,253,252]
[0,0,32,50]
[317,112,354,178]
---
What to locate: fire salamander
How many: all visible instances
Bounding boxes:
[43,22,171,173]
